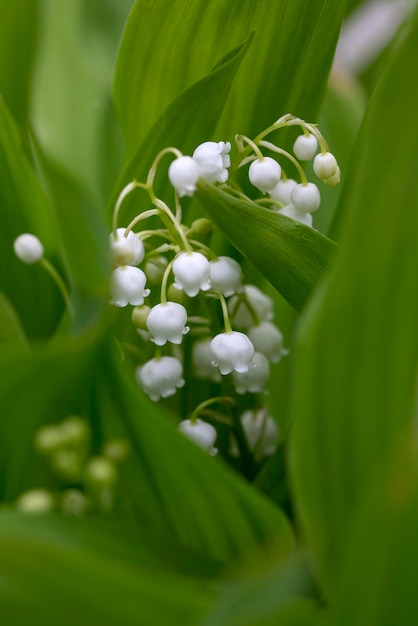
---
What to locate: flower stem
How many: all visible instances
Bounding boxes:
[218,293,233,333]
[40,258,73,315]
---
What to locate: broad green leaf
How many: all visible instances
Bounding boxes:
[0,97,62,339]
[0,0,39,126]
[195,183,338,312]
[0,512,213,625]
[109,38,251,220]
[114,0,346,156]
[0,293,28,348]
[291,10,418,591]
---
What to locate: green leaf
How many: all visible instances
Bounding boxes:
[0,0,39,126]
[114,0,346,156]
[291,10,418,591]
[0,293,28,348]
[0,512,213,625]
[195,183,338,312]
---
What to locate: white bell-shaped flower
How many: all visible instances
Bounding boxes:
[313,152,338,180]
[110,228,144,266]
[228,285,275,328]
[178,418,217,455]
[146,301,189,346]
[136,356,184,401]
[172,251,211,297]
[168,156,200,197]
[14,233,44,264]
[291,182,321,213]
[240,409,279,458]
[192,338,221,382]
[248,321,289,363]
[110,266,150,307]
[192,141,231,183]
[323,166,341,187]
[293,133,318,160]
[278,204,313,228]
[233,351,270,394]
[269,178,297,205]
[210,331,254,375]
[249,157,281,193]
[209,256,243,297]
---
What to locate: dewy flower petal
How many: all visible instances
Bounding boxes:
[136,356,184,401]
[248,157,281,193]
[269,178,297,205]
[146,301,189,346]
[209,256,243,297]
[233,351,270,394]
[172,251,211,297]
[192,141,231,183]
[248,321,289,363]
[210,331,254,375]
[178,418,217,454]
[168,156,200,197]
[110,266,150,307]
[13,233,44,264]
[228,285,275,328]
[110,228,144,266]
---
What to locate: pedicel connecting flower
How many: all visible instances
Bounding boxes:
[146,301,189,345]
[228,285,275,328]
[136,356,185,401]
[210,331,255,375]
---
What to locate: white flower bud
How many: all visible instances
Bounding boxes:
[110,266,150,307]
[323,166,341,187]
[209,256,243,297]
[13,233,44,264]
[293,133,318,160]
[248,321,289,363]
[34,425,65,455]
[291,183,321,213]
[210,331,254,375]
[233,351,270,394]
[277,204,313,228]
[228,285,275,328]
[178,418,217,455]
[146,301,189,346]
[168,156,200,197]
[269,178,297,205]
[192,141,231,183]
[192,338,221,382]
[240,409,279,458]
[61,489,89,516]
[16,489,55,514]
[84,457,117,489]
[172,251,211,297]
[313,152,338,180]
[136,356,185,401]
[110,228,144,266]
[249,157,281,193]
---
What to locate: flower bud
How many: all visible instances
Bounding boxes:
[13,233,44,264]
[136,356,185,401]
[291,183,321,213]
[249,157,281,193]
[192,141,231,183]
[178,418,217,455]
[313,152,338,180]
[16,489,55,514]
[172,251,211,297]
[277,204,313,228]
[60,415,90,447]
[293,133,318,160]
[323,166,341,187]
[168,156,200,197]
[110,228,144,266]
[145,256,168,284]
[102,439,130,463]
[210,331,254,375]
[110,266,150,307]
[190,218,214,235]
[61,489,89,516]
[209,256,243,297]
[84,456,117,489]
[146,301,189,345]
[34,424,65,455]
[270,178,297,205]
[132,305,151,330]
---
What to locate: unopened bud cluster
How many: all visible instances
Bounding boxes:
[14,416,129,515]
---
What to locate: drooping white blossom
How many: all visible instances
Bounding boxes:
[172,251,211,297]
[110,228,144,266]
[293,133,318,160]
[210,331,254,375]
[13,233,44,264]
[313,152,338,180]
[248,321,289,363]
[228,285,275,328]
[192,338,221,382]
[209,256,243,297]
[291,182,321,213]
[136,356,184,401]
[168,156,200,197]
[248,157,281,193]
[277,204,313,228]
[110,266,150,307]
[240,409,279,458]
[146,301,189,345]
[178,418,217,455]
[232,351,270,394]
[192,141,231,183]
[270,178,297,205]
